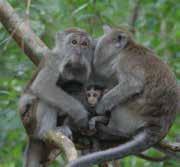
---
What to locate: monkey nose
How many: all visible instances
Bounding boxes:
[71,54,81,65]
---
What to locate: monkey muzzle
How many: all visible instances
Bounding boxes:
[71,54,81,66]
[61,60,88,83]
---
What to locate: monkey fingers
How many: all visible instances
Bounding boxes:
[89,116,109,131]
[89,118,97,131]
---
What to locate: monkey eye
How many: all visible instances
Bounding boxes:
[71,39,77,45]
[93,94,97,97]
[81,41,88,47]
[87,93,91,97]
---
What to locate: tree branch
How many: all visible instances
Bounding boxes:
[0,0,45,66]
[137,153,169,162]
[154,141,180,160]
[45,130,78,162]
[0,0,78,164]
[129,0,140,34]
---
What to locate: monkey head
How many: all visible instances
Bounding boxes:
[53,28,94,83]
[86,88,102,107]
[85,85,106,107]
[93,25,133,77]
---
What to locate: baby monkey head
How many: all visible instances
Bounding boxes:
[55,28,93,83]
[85,85,106,107]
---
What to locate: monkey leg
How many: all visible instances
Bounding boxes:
[67,128,160,167]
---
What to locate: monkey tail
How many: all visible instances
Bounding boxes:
[67,130,160,167]
[23,139,47,167]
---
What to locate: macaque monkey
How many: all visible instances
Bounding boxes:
[19,28,94,167]
[85,86,120,167]
[67,26,179,167]
[85,85,109,131]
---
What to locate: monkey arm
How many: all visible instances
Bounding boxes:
[30,67,88,128]
[96,75,144,115]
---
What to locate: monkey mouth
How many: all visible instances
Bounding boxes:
[63,62,88,80]
[58,80,84,93]
[65,61,86,71]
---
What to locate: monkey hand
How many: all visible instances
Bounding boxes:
[89,118,97,132]
[75,115,89,130]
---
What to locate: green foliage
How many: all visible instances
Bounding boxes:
[0,0,179,166]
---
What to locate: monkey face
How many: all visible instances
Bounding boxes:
[93,25,131,77]
[58,29,93,83]
[86,89,102,107]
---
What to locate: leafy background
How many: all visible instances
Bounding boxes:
[0,0,179,167]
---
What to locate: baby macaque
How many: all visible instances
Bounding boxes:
[85,85,105,110]
[85,85,109,132]
[61,85,109,134]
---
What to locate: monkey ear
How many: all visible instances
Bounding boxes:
[103,25,112,34]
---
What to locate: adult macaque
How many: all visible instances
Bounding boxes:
[19,28,94,167]
[67,26,178,167]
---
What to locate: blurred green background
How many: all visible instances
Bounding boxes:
[0,0,179,167]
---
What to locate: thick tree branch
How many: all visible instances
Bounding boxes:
[45,130,78,162]
[0,0,44,66]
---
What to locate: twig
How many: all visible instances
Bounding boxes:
[129,0,140,34]
[25,0,31,26]
[154,141,180,160]
[137,153,169,162]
